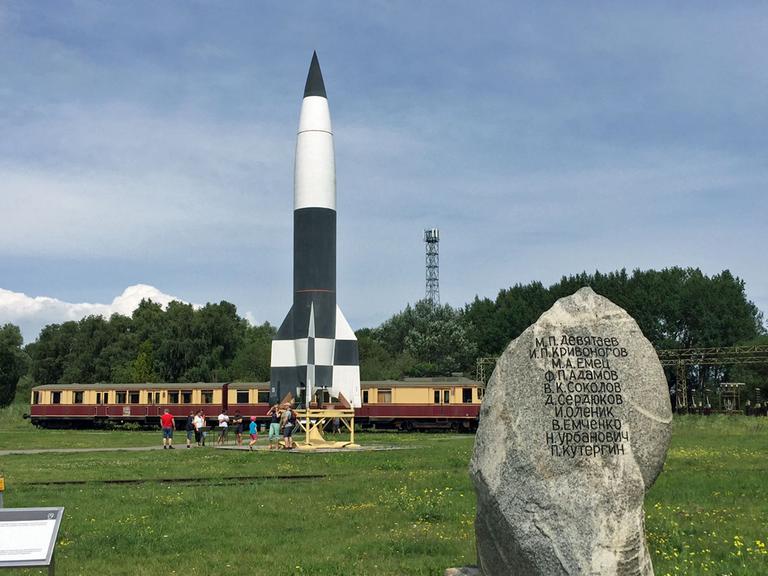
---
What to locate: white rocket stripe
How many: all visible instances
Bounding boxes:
[298,96,332,133]
[271,339,301,367]
[315,338,335,366]
[294,95,336,210]
[294,132,335,210]
[270,338,337,367]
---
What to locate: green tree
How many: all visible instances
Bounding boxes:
[356,328,413,381]
[463,267,763,358]
[29,321,79,385]
[375,300,477,376]
[0,324,27,407]
[230,322,276,381]
[131,339,159,383]
[155,300,197,382]
[21,267,764,388]
[464,281,554,358]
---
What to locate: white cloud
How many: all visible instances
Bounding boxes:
[0,103,292,259]
[0,284,189,342]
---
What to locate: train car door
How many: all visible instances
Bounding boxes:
[96,392,108,417]
[432,388,451,417]
[147,390,161,417]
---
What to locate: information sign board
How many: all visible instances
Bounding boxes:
[0,508,64,568]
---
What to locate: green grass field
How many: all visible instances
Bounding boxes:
[0,400,766,575]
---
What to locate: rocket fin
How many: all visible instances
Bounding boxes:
[276,306,294,339]
[331,304,361,408]
[335,306,356,340]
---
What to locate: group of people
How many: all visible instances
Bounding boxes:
[159,403,300,450]
[266,403,298,449]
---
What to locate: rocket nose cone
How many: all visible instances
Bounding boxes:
[304,51,327,98]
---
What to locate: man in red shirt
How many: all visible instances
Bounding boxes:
[161,409,175,449]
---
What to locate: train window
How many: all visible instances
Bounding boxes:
[257,390,270,403]
[51,391,61,404]
[181,391,192,404]
[147,392,154,404]
[362,390,369,404]
[73,391,84,404]
[236,390,249,404]
[169,391,180,404]
[96,393,101,404]
[129,392,140,404]
[433,390,440,404]
[33,391,40,405]
[377,389,392,403]
[103,393,109,404]
[443,390,451,404]
[462,388,473,403]
[202,390,213,404]
[155,392,161,403]
[477,388,484,400]
[116,391,127,404]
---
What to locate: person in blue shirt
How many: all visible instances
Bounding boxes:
[248,416,259,451]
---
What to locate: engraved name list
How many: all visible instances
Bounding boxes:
[530,334,629,458]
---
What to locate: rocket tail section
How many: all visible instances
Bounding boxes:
[331,305,361,408]
[269,304,360,408]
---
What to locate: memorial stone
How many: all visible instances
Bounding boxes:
[469,287,672,576]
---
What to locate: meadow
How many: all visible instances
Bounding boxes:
[0,401,766,575]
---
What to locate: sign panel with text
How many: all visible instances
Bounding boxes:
[0,508,64,567]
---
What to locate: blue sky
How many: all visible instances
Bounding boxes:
[1,1,766,342]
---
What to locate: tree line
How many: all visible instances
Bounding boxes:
[0,267,765,407]
[26,300,275,388]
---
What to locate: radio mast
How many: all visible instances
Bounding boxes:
[424,228,440,306]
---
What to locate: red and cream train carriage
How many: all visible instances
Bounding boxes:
[28,377,484,430]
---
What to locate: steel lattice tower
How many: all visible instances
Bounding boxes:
[424,228,440,305]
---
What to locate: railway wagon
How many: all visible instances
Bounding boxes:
[357,377,483,431]
[28,382,272,428]
[29,377,484,430]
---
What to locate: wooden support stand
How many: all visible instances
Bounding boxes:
[292,408,358,450]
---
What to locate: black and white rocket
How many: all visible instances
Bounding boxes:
[270,52,361,408]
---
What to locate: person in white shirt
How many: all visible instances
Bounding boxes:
[193,411,205,446]
[216,410,230,445]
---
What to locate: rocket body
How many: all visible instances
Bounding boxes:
[270,53,361,408]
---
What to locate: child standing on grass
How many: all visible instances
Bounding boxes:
[248,416,259,451]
